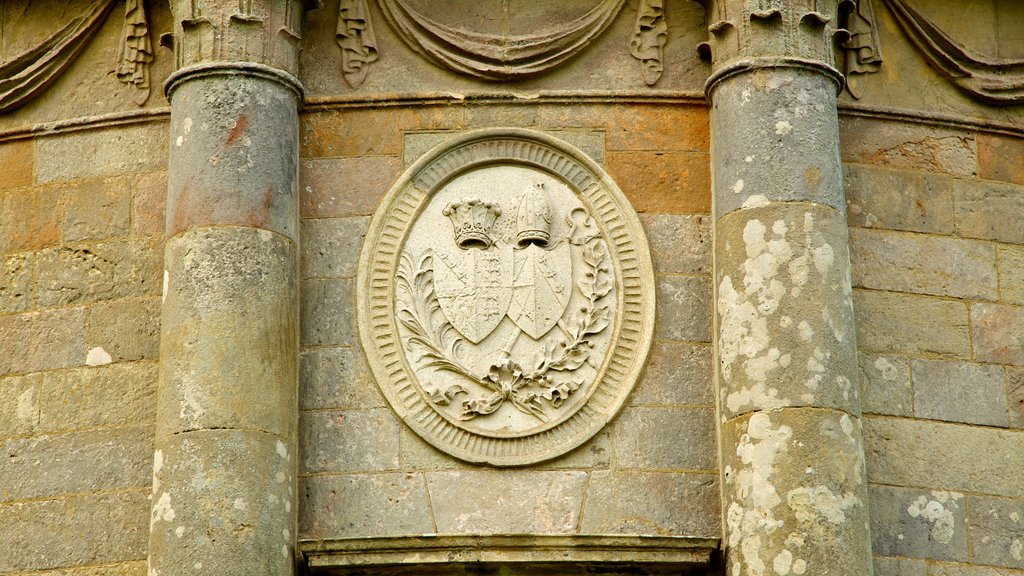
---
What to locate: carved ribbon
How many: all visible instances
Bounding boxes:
[0,0,117,113]
[629,0,668,86]
[376,0,625,80]
[337,0,379,87]
[116,0,154,105]
[882,0,1024,105]
[838,0,883,99]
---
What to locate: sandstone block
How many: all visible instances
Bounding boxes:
[1010,368,1024,429]
[854,290,971,357]
[299,346,382,410]
[300,157,400,218]
[844,164,955,234]
[19,561,148,576]
[398,425,473,472]
[912,359,1008,427]
[0,491,149,573]
[640,213,712,275]
[0,307,86,375]
[999,244,1024,305]
[301,277,354,347]
[132,171,167,237]
[839,116,977,177]
[630,341,713,406]
[863,416,1024,498]
[299,473,433,538]
[613,406,716,470]
[0,139,33,190]
[300,408,400,474]
[0,185,61,253]
[859,353,912,417]
[580,471,719,537]
[0,427,152,503]
[0,251,32,313]
[541,429,612,470]
[34,239,161,308]
[968,495,1024,569]
[972,303,1024,366]
[927,561,1024,576]
[606,151,711,214]
[0,372,41,437]
[300,216,369,279]
[37,363,157,433]
[655,275,712,342]
[850,228,997,300]
[874,557,927,576]
[302,108,456,158]
[62,176,132,242]
[426,470,587,533]
[86,298,161,363]
[869,485,968,562]
[35,123,168,184]
[606,105,709,153]
[955,181,1024,245]
[404,129,606,167]
[978,133,1024,186]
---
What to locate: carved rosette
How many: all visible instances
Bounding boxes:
[357,130,655,466]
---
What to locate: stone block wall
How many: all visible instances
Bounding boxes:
[296,101,722,541]
[0,123,168,575]
[841,116,1024,576]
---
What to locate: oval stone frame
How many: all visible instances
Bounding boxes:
[356,128,655,466]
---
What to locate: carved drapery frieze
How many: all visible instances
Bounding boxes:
[629,0,668,86]
[837,0,883,99]
[358,130,655,466]
[336,0,378,86]
[375,0,626,80]
[116,0,155,105]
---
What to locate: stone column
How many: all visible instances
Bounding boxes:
[148,2,304,575]
[701,2,874,575]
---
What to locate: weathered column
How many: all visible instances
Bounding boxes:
[148,3,304,575]
[701,2,873,575]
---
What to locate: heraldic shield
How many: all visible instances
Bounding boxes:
[508,243,572,340]
[432,245,514,344]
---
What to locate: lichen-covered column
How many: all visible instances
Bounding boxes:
[700,2,874,575]
[148,2,305,575]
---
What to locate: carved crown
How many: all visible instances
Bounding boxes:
[515,183,553,247]
[442,198,502,249]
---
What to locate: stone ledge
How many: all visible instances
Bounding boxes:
[299,534,720,575]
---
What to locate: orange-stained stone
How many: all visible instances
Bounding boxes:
[606,151,711,214]
[133,171,168,237]
[0,185,62,254]
[0,139,33,190]
[301,107,467,159]
[606,105,710,153]
[978,133,1024,186]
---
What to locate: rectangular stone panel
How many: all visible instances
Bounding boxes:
[86,298,161,363]
[300,157,401,218]
[0,139,33,190]
[955,180,1024,245]
[33,363,157,434]
[843,164,954,235]
[301,277,355,347]
[655,275,712,343]
[0,307,86,375]
[299,473,435,539]
[299,408,400,474]
[912,359,1008,427]
[0,251,32,314]
[927,562,1024,576]
[873,556,926,576]
[580,471,719,538]
[972,303,1024,366]
[838,117,977,177]
[859,353,913,417]
[605,151,711,214]
[299,346,384,411]
[35,123,168,184]
[630,341,713,406]
[868,485,969,562]
[999,244,1024,305]
[854,290,971,357]
[640,214,712,275]
[0,185,62,254]
[613,406,716,470]
[62,176,132,242]
[978,133,1024,186]
[300,217,370,279]
[968,495,1024,569]
[34,239,162,308]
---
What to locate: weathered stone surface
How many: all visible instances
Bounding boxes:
[300,216,369,279]
[426,470,587,533]
[630,341,713,406]
[972,303,1024,366]
[159,228,298,438]
[854,290,971,357]
[605,105,709,153]
[34,239,161,308]
[844,164,956,234]
[978,133,1024,186]
[86,298,160,363]
[850,228,997,300]
[403,130,607,167]
[149,429,296,576]
[300,156,400,218]
[0,307,86,375]
[869,485,969,562]
[640,214,712,275]
[0,139,33,190]
[62,176,132,242]
[301,277,354,347]
[656,275,712,343]
[720,409,872,576]
[839,117,977,177]
[580,471,719,537]
[0,185,61,253]
[913,359,1008,427]
[613,406,716,470]
[999,244,1024,305]
[859,353,913,417]
[299,346,382,410]
[0,427,152,503]
[1010,368,1024,429]
[713,70,845,214]
[968,495,1024,569]
[955,181,1024,245]
[0,251,32,313]
[863,416,1024,498]
[928,562,1024,576]
[0,490,149,573]
[35,123,168,184]
[300,408,400,474]
[10,561,148,576]
[301,108,456,159]
[398,425,474,472]
[606,151,711,214]
[717,205,860,416]
[874,556,927,576]
[299,472,433,538]
[132,171,167,237]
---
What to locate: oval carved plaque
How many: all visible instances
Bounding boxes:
[357,129,655,465]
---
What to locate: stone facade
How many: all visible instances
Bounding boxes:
[0,1,1022,575]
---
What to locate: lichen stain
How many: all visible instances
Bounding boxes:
[787,485,860,524]
[151,491,176,529]
[907,491,961,544]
